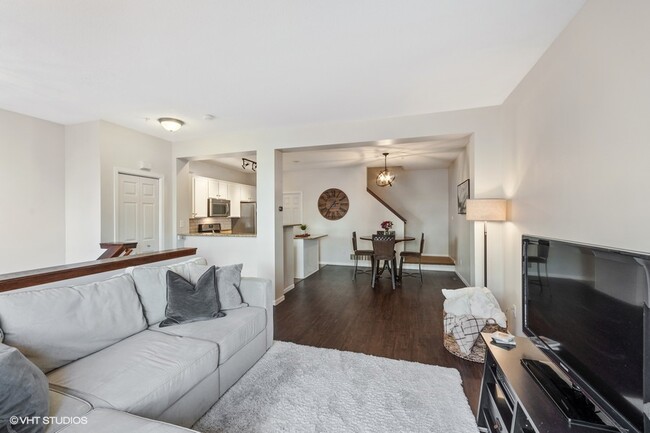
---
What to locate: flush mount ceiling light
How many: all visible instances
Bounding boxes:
[157,117,184,132]
[376,152,396,187]
[242,158,257,172]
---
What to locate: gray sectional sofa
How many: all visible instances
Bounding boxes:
[0,256,274,432]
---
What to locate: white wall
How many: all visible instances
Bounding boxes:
[366,166,449,256]
[448,145,472,284]
[284,165,405,266]
[65,122,102,262]
[178,235,259,277]
[98,121,173,249]
[0,109,66,273]
[189,160,256,185]
[500,0,650,333]
[176,159,192,234]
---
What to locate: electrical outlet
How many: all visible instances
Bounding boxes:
[179,220,185,228]
[511,304,517,318]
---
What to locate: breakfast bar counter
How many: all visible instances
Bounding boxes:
[294,234,327,279]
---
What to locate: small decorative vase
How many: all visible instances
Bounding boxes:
[384,230,390,235]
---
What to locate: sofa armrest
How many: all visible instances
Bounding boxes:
[240,277,273,349]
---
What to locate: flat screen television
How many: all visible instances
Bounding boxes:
[522,235,649,433]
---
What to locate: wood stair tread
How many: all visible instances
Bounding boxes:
[403,255,455,265]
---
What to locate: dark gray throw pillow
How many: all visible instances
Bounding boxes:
[0,343,48,433]
[159,266,225,328]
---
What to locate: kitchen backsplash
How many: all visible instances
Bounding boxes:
[189,217,232,233]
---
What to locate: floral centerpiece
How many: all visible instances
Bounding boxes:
[380,220,393,234]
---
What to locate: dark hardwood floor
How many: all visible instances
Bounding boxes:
[274,265,484,415]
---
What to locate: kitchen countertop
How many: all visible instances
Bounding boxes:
[294,234,327,240]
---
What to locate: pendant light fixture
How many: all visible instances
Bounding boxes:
[157,117,185,132]
[376,152,396,187]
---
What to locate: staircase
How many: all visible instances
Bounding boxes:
[365,187,406,223]
[365,166,455,269]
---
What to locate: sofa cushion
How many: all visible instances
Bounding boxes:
[54,408,198,433]
[0,274,146,373]
[130,257,208,325]
[160,267,224,328]
[46,390,92,433]
[47,330,218,420]
[0,343,49,433]
[152,307,266,365]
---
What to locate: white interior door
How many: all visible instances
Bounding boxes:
[283,192,303,225]
[118,173,160,254]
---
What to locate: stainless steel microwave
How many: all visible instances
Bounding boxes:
[208,198,230,217]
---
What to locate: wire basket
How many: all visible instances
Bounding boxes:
[443,313,507,363]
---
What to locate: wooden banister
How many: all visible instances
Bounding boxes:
[0,248,197,293]
[366,188,407,223]
[98,242,138,259]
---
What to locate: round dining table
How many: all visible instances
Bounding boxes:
[360,235,415,242]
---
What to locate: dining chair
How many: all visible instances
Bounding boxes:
[371,234,397,290]
[352,231,374,280]
[399,233,425,283]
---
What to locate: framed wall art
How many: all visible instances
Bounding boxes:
[457,179,470,214]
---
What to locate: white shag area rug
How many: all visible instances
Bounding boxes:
[193,341,479,433]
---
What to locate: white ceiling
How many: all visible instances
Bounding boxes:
[0,1,584,142]
[198,134,469,172]
[283,134,470,171]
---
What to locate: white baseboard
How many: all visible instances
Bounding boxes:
[274,295,285,306]
[456,272,470,286]
[283,284,295,294]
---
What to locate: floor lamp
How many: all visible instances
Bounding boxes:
[465,199,507,288]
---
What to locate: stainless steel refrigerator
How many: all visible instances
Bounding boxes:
[232,202,257,234]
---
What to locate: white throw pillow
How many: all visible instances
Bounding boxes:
[443,296,472,316]
[441,287,481,299]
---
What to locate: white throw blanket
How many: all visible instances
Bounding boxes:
[442,287,506,354]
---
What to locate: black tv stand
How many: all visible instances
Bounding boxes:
[520,359,616,431]
[477,333,622,433]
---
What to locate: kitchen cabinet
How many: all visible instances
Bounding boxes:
[229,183,256,218]
[192,176,209,218]
[208,179,229,199]
[192,176,255,219]
[229,184,242,217]
[240,184,256,202]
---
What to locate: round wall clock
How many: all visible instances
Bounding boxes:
[318,188,350,221]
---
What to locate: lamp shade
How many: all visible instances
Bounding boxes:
[465,199,507,221]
